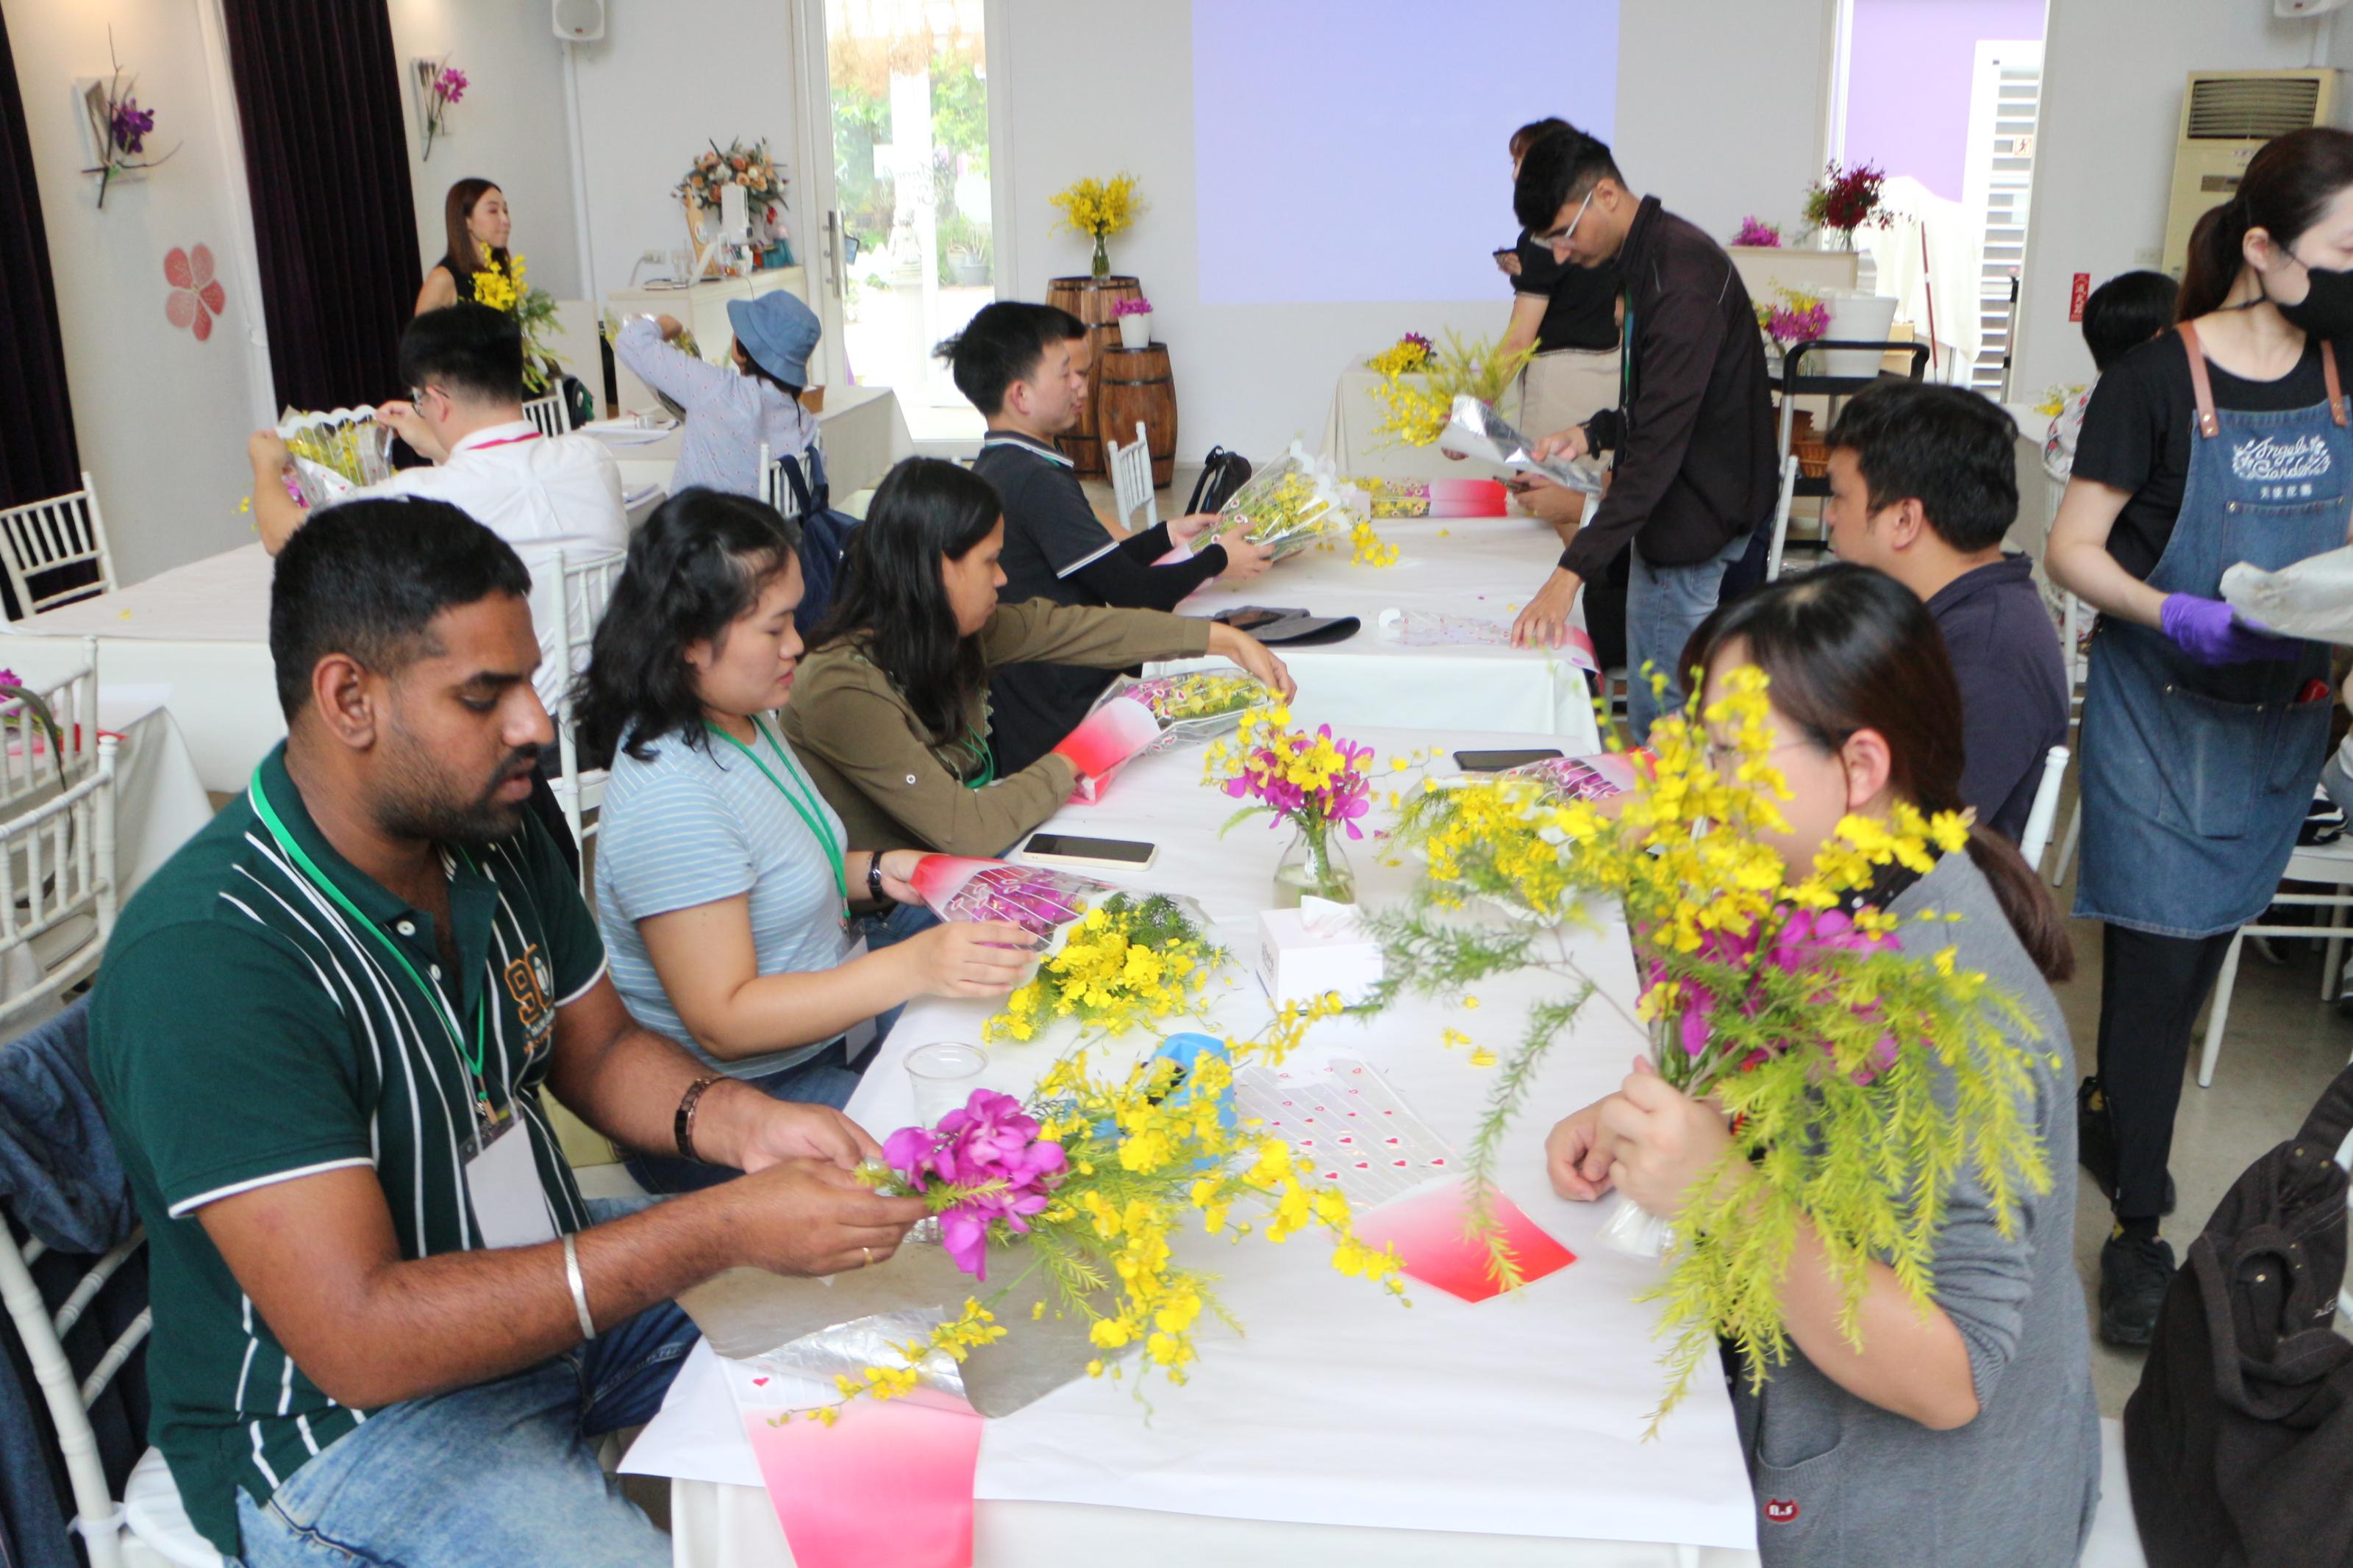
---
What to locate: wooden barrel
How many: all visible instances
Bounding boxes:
[1043,274,1140,475]
[1097,343,1176,488]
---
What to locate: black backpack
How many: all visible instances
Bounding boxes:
[773,451,857,631]
[1185,446,1253,515]
[2124,1059,2353,1567]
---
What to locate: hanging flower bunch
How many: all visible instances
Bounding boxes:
[419,60,467,162]
[468,251,565,394]
[1367,333,1436,378]
[1804,160,1892,239]
[676,139,788,226]
[78,32,179,210]
[1368,328,1538,448]
[824,996,1404,1420]
[1368,666,2052,1426]
[1732,215,1783,248]
[1754,284,1831,346]
[986,892,1223,1044]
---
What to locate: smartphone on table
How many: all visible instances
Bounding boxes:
[1018,832,1160,872]
[1453,748,1565,773]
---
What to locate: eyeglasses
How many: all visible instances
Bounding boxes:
[1702,738,1815,773]
[1535,186,1597,250]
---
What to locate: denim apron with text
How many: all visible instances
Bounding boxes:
[2077,323,2343,937]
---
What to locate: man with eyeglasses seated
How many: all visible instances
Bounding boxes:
[88,500,925,1568]
[1504,129,1777,745]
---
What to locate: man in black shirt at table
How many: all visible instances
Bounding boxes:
[945,303,1277,773]
[1507,130,1776,742]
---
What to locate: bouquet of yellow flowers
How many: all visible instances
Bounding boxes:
[1369,669,2052,1426]
[987,892,1221,1044]
[1050,173,1145,277]
[468,250,565,394]
[1368,329,1538,448]
[1216,441,1393,564]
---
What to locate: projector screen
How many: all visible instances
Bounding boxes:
[1191,0,1620,305]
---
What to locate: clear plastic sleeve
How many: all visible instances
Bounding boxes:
[1219,440,1361,560]
[1086,672,1277,755]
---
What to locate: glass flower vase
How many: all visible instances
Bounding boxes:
[1272,820,1355,909]
[1090,232,1111,279]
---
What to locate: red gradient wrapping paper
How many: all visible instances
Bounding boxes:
[1352,1182,1577,1304]
[742,1399,983,1568]
[1049,697,1162,801]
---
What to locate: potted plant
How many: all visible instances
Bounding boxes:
[1115,294,1154,349]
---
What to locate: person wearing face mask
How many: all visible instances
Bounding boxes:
[2047,125,2353,1348]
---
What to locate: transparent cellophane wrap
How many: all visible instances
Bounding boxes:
[1219,440,1361,559]
[278,407,396,509]
[2222,545,2353,645]
[1085,672,1277,755]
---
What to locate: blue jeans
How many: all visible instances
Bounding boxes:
[232,1204,696,1568]
[1624,533,1749,742]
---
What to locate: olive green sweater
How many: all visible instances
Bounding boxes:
[783,598,1213,856]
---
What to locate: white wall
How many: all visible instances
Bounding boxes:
[385,0,583,300]
[7,0,273,587]
[993,0,1837,464]
[569,0,809,312]
[2014,0,2327,398]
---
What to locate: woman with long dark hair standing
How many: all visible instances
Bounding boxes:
[576,489,1035,1192]
[1546,565,2095,1566]
[2048,125,2353,1347]
[415,177,513,315]
[785,457,1295,856]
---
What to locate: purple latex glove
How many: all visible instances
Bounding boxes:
[2159,593,2301,665]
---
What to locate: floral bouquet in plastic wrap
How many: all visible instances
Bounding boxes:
[1085,672,1277,755]
[277,408,396,509]
[907,856,1115,942]
[1218,441,1362,561]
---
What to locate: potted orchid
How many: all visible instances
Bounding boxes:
[1205,709,1376,907]
[1114,294,1154,350]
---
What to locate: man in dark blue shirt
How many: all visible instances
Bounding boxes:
[1821,380,2068,844]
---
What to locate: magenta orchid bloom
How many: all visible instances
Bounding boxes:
[885,1089,1067,1281]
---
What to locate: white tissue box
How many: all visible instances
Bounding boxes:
[1257,899,1384,1006]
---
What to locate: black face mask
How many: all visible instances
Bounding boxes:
[2277,262,2353,338]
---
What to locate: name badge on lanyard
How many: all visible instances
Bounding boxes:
[465,1115,559,1249]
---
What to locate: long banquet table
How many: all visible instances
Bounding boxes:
[1149,510,1605,753]
[621,722,1761,1567]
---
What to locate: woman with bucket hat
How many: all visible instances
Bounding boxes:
[615,288,826,500]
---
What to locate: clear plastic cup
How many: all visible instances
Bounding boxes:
[905,1042,988,1125]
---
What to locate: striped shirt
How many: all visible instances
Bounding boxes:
[613,315,821,500]
[593,720,854,1078]
[88,746,606,1555]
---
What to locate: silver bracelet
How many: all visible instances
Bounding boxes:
[563,1232,596,1340]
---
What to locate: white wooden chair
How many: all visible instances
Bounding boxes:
[757,440,827,524]
[1763,454,1802,582]
[0,734,118,1034]
[2018,744,2070,872]
[2195,834,2353,1089]
[0,637,100,824]
[0,473,118,619]
[521,392,572,438]
[547,550,627,897]
[1108,420,1160,534]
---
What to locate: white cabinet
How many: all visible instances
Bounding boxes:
[605,268,810,413]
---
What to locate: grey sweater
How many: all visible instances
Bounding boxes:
[1731,851,2099,1566]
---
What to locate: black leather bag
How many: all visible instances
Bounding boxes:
[2123,1060,2353,1567]
[1185,446,1252,515]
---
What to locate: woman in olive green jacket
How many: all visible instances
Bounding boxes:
[785,457,1294,856]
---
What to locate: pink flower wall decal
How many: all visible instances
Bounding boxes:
[164,245,226,341]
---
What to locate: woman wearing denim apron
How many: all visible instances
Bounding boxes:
[2050,126,2353,1348]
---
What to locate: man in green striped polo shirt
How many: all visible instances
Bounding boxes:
[89,499,928,1564]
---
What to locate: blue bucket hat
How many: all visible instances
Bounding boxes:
[726,289,821,387]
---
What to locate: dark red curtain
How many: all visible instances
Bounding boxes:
[0,7,82,509]
[220,0,421,412]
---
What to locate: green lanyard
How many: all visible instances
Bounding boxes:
[246,766,499,1128]
[706,717,851,926]
[1619,287,1636,412]
[954,730,996,790]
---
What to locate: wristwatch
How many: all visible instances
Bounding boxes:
[865,853,893,907]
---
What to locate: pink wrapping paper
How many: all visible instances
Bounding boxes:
[741,1399,984,1568]
[1352,1182,1577,1304]
[1049,697,1161,802]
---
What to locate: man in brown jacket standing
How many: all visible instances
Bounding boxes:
[1507,129,1777,741]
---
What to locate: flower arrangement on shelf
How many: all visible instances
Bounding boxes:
[985,892,1223,1044]
[1731,215,1783,248]
[1367,329,1538,448]
[468,251,564,394]
[1366,332,1436,378]
[415,58,467,162]
[1365,666,2052,1427]
[1207,708,1377,906]
[676,140,789,237]
[77,32,179,210]
[1049,173,1145,279]
[811,995,1405,1420]
[1804,160,1891,247]
[1754,284,1831,347]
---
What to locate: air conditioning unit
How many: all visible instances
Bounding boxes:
[2161,69,2340,275]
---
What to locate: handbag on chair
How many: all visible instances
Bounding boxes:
[2123,1058,2353,1567]
[1184,447,1253,516]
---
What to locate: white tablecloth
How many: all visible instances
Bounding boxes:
[1150,514,1603,753]
[621,724,1759,1567]
[587,384,913,501]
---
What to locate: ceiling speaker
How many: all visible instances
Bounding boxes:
[554,0,605,42]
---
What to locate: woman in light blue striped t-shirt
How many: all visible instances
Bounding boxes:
[577,489,1035,1192]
